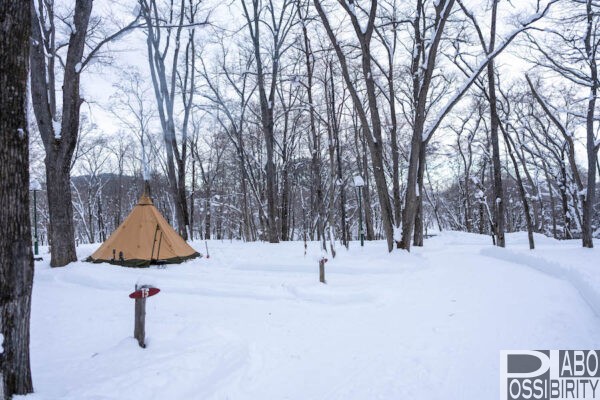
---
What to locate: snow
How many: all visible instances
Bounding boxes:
[26,232,600,399]
[30,179,42,191]
[52,119,61,139]
[393,225,402,242]
[480,233,600,317]
[421,5,555,142]
[352,175,365,187]
[75,62,82,73]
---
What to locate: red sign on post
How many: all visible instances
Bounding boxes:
[129,287,160,299]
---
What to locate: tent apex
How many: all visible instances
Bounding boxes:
[138,194,153,205]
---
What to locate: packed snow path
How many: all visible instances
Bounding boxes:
[27,232,600,399]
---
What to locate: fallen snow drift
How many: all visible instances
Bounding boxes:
[22,232,600,399]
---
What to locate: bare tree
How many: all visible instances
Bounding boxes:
[240,0,298,243]
[525,0,600,247]
[30,0,140,266]
[296,0,326,244]
[140,0,206,239]
[485,0,506,247]
[397,0,557,251]
[314,0,396,251]
[197,41,260,241]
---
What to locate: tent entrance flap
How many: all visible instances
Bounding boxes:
[150,224,164,261]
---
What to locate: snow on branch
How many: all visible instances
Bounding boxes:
[525,74,574,138]
[421,0,558,143]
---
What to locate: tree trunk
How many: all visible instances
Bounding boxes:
[189,158,196,240]
[313,0,395,250]
[205,190,211,240]
[97,194,106,242]
[280,167,291,241]
[501,126,535,249]
[176,160,190,239]
[582,0,598,247]
[413,145,426,247]
[238,140,254,241]
[399,0,456,251]
[30,0,93,267]
[399,117,423,249]
[307,59,324,244]
[335,129,348,247]
[0,1,35,396]
[487,0,506,247]
[478,160,488,235]
[45,164,77,266]
[361,141,375,240]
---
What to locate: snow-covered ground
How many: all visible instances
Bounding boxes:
[23,232,600,399]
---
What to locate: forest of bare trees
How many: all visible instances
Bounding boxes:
[25,0,600,268]
[4,0,600,397]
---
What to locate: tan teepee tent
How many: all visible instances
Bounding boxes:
[87,194,200,267]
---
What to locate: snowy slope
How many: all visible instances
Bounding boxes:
[22,232,600,399]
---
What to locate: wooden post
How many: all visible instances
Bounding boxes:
[134,284,147,348]
[319,257,327,284]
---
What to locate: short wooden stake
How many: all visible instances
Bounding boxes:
[319,257,328,284]
[134,284,147,348]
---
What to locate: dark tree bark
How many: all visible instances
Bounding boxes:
[486,0,506,247]
[240,0,295,244]
[197,48,257,242]
[581,0,599,248]
[413,145,427,247]
[500,124,535,249]
[30,0,93,266]
[359,132,375,240]
[280,111,292,241]
[399,0,456,251]
[374,9,402,227]
[297,1,325,245]
[334,122,349,247]
[524,0,597,247]
[0,1,35,397]
[140,0,202,240]
[314,0,395,251]
[30,0,139,265]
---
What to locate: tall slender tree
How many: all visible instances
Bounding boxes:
[314,0,396,251]
[240,0,297,243]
